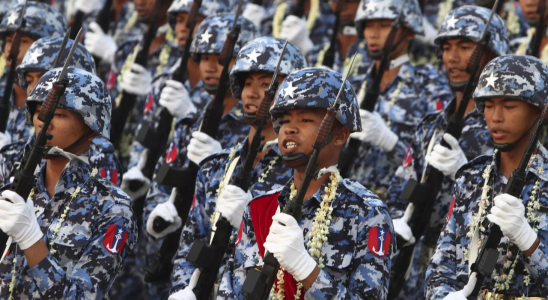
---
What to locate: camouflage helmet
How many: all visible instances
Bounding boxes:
[229,37,307,100]
[270,67,361,133]
[189,13,259,62]
[26,67,112,139]
[354,0,424,36]
[473,55,548,113]
[167,0,230,30]
[16,37,96,92]
[0,2,68,50]
[435,6,510,56]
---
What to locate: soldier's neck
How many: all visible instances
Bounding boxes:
[44,157,70,198]
[453,91,476,116]
[222,95,238,115]
[374,60,401,91]
[338,36,356,62]
[293,168,330,203]
[247,123,278,167]
[149,32,166,56]
[113,0,126,21]
[187,59,201,89]
[13,84,26,108]
[498,134,531,179]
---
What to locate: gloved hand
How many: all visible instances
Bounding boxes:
[119,63,152,96]
[159,80,196,118]
[415,18,437,46]
[264,213,317,281]
[487,194,538,251]
[187,132,222,165]
[350,109,398,152]
[442,272,477,300]
[168,269,200,300]
[242,3,266,29]
[279,15,314,56]
[85,22,117,64]
[0,190,43,250]
[217,185,252,228]
[393,218,415,247]
[425,133,468,180]
[0,132,11,149]
[121,150,151,200]
[74,0,103,14]
[146,199,182,239]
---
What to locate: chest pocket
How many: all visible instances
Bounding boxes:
[50,220,92,266]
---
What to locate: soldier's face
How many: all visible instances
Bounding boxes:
[241,72,285,119]
[134,0,156,18]
[4,34,36,67]
[519,0,548,20]
[33,105,93,154]
[25,71,45,93]
[483,97,541,146]
[442,38,496,84]
[279,108,349,171]
[175,12,206,48]
[199,54,235,94]
[363,20,413,59]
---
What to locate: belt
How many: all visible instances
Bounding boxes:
[479,290,546,300]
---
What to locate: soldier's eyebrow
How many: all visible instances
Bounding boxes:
[259,74,271,80]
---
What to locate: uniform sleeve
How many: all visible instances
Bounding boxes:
[27,199,137,299]
[521,235,548,285]
[305,203,394,300]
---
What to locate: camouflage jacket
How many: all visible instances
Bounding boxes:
[0,152,136,299]
[426,145,548,298]
[306,40,372,76]
[171,140,292,293]
[346,62,453,194]
[219,176,395,299]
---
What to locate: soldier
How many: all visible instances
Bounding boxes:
[0,67,137,299]
[217,67,394,299]
[385,6,510,299]
[515,0,548,60]
[0,2,68,148]
[426,55,548,299]
[342,0,453,197]
[166,37,305,299]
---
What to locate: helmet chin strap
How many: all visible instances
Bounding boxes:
[43,130,95,160]
[449,80,467,92]
[203,83,218,93]
[367,33,408,61]
[492,116,539,152]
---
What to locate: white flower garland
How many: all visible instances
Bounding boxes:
[258,157,279,183]
[271,172,340,300]
[215,144,241,198]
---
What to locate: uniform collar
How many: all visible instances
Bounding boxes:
[366,60,415,87]
[490,142,548,182]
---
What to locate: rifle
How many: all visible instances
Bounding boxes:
[130,0,203,228]
[187,41,289,300]
[241,54,358,300]
[531,0,546,58]
[289,0,306,18]
[387,1,499,297]
[322,0,345,69]
[110,0,163,150]
[0,1,27,133]
[144,0,245,283]
[338,0,407,178]
[0,29,81,257]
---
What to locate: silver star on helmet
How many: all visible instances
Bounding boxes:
[485,73,497,88]
[29,48,44,64]
[246,49,261,63]
[180,0,192,6]
[283,82,298,98]
[200,29,212,44]
[7,12,18,25]
[446,16,458,29]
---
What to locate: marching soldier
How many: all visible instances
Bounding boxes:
[344,0,453,197]
[168,36,304,299]
[219,67,394,299]
[385,6,510,299]
[0,2,68,148]
[426,55,548,299]
[0,67,137,299]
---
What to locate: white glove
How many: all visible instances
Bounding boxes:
[425,133,468,180]
[147,198,182,239]
[393,218,415,247]
[279,15,314,55]
[217,185,252,228]
[74,0,103,14]
[350,109,398,152]
[168,269,200,300]
[159,80,196,118]
[415,18,437,46]
[0,132,11,149]
[242,3,266,29]
[487,194,538,251]
[0,190,43,250]
[264,213,317,281]
[85,22,117,64]
[121,150,151,200]
[119,63,152,96]
[187,132,222,165]
[442,272,477,300]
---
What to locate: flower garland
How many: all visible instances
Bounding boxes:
[115,44,140,107]
[273,0,319,37]
[504,3,520,37]
[258,157,279,183]
[271,172,340,300]
[215,144,241,197]
[436,0,455,28]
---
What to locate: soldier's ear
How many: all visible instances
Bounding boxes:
[332,126,350,147]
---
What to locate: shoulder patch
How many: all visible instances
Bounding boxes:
[100,168,118,185]
[103,224,129,255]
[368,227,391,258]
[165,141,178,164]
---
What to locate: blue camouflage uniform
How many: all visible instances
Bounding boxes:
[171,36,306,293]
[0,2,67,145]
[220,67,395,299]
[426,55,548,299]
[0,67,136,299]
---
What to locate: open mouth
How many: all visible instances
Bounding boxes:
[204,77,219,85]
[244,103,258,114]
